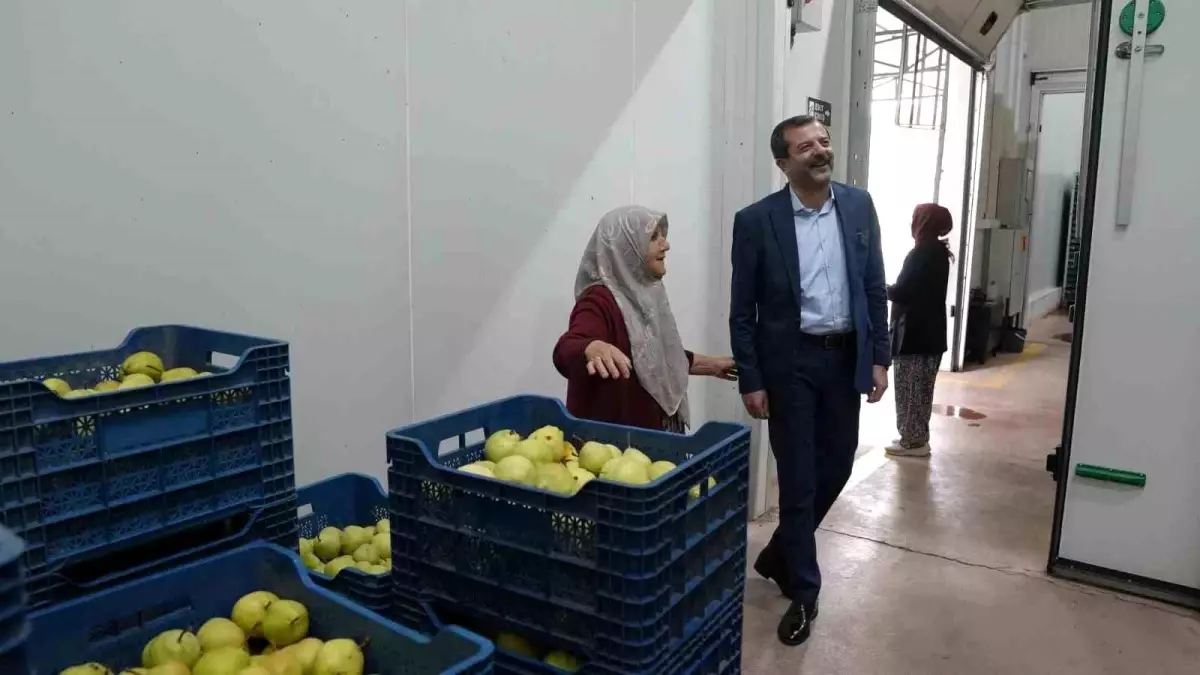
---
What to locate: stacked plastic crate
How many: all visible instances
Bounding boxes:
[0,326,297,611]
[0,526,27,667]
[8,542,493,674]
[296,472,393,615]
[386,396,749,674]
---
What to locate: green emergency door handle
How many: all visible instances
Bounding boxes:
[1075,464,1146,488]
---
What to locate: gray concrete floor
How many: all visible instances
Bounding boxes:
[742,314,1200,674]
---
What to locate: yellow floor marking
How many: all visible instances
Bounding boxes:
[969,342,1047,389]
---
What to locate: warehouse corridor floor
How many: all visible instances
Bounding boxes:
[741,314,1200,674]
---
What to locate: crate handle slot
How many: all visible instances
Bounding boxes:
[438,428,485,457]
[53,504,267,590]
[208,351,240,370]
[85,596,194,648]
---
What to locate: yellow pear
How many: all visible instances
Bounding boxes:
[198,617,246,651]
[60,665,113,675]
[122,351,164,381]
[261,651,302,675]
[231,590,279,638]
[496,632,538,658]
[43,378,72,396]
[262,599,309,648]
[160,367,198,383]
[192,648,250,675]
[340,526,370,555]
[372,531,391,559]
[483,430,521,463]
[311,639,363,675]
[688,476,718,499]
[648,461,676,480]
[119,373,156,390]
[351,543,379,565]
[313,527,342,562]
[323,555,355,577]
[282,637,323,673]
[144,630,201,668]
[544,650,582,672]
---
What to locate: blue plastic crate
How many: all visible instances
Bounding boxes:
[414,575,743,675]
[0,325,296,610]
[386,396,749,670]
[297,473,391,613]
[28,492,300,611]
[7,542,492,675]
[0,526,28,660]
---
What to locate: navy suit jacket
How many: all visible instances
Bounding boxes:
[729,183,890,395]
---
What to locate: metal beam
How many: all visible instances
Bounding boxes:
[1023,0,1093,9]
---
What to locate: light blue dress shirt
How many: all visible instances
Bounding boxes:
[791,188,852,335]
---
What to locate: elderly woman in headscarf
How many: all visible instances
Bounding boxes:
[553,206,737,432]
[885,203,954,457]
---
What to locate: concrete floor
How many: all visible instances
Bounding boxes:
[741,314,1200,674]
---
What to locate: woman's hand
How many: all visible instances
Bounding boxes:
[691,355,739,381]
[584,340,632,379]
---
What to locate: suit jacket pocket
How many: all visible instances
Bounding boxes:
[854,228,869,254]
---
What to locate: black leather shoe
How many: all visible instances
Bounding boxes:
[777,600,816,646]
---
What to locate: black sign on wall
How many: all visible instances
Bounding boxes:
[807,97,832,126]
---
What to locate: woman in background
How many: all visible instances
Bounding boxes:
[886,203,953,457]
[553,205,736,431]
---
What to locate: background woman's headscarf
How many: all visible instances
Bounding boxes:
[911,203,955,259]
[574,205,690,429]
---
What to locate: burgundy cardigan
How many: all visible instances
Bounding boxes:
[553,285,693,431]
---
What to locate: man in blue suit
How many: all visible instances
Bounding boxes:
[730,115,890,646]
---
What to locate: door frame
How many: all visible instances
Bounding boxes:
[949,68,989,372]
[1021,70,1087,327]
[849,3,988,373]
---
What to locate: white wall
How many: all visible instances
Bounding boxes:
[0,0,765,486]
[784,0,855,184]
[971,4,1092,305]
[1025,3,1093,72]
[0,1,411,486]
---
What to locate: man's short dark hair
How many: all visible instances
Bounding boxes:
[770,115,820,160]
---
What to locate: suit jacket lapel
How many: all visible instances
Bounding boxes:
[832,182,860,281]
[768,188,804,312]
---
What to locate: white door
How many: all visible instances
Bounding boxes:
[1023,73,1086,325]
[933,57,982,371]
[946,68,987,371]
[1057,1,1200,592]
[890,0,1024,65]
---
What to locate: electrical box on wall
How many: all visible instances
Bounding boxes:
[995,156,1027,229]
[792,0,824,35]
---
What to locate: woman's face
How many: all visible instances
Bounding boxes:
[645,220,670,279]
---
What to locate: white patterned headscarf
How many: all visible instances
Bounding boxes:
[575,206,690,428]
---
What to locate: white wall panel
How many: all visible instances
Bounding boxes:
[0,0,410,485]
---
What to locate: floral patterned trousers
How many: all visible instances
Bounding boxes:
[893,354,941,446]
